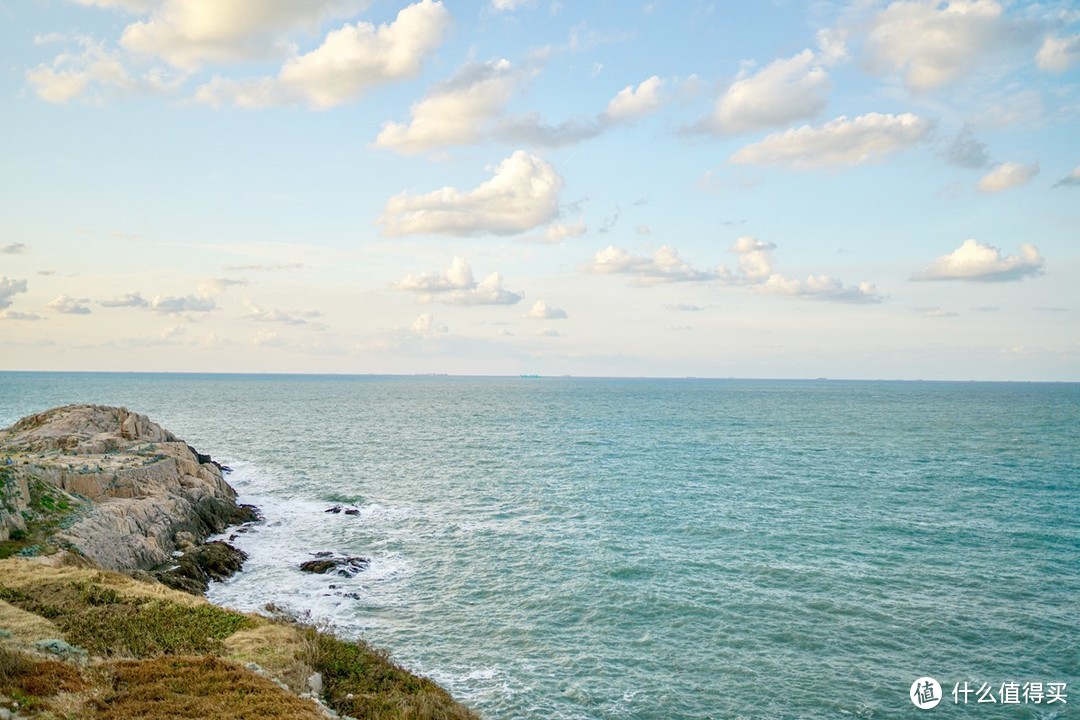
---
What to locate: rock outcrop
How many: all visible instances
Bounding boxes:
[0,405,250,576]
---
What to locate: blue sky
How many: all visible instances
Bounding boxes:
[1,0,1077,379]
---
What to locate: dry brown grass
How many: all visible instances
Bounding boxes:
[222,621,315,694]
[0,598,60,642]
[0,559,203,607]
[89,655,326,720]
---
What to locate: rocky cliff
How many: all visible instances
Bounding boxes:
[0,405,251,574]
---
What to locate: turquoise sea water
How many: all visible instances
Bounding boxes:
[1,373,1077,719]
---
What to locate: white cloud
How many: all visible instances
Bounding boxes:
[26,35,181,104]
[491,0,531,10]
[160,325,186,339]
[1036,33,1080,72]
[912,239,1044,281]
[199,277,248,295]
[1053,166,1080,188]
[243,301,311,324]
[534,327,560,337]
[47,295,92,314]
[0,277,29,310]
[977,161,1039,193]
[863,0,1033,91]
[0,310,43,321]
[730,113,931,169]
[375,58,523,153]
[447,273,523,306]
[754,275,883,304]
[602,76,664,122]
[1,243,28,255]
[580,246,722,284]
[730,236,775,281]
[119,0,372,70]
[536,220,587,244]
[375,59,663,154]
[395,256,475,292]
[149,294,216,313]
[378,151,562,236]
[412,312,448,334]
[99,291,149,307]
[525,299,567,319]
[729,237,882,303]
[704,50,830,135]
[664,303,704,312]
[195,1,450,109]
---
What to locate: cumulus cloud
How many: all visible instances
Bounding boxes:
[243,301,312,324]
[730,113,931,169]
[199,277,248,295]
[375,59,664,154]
[1036,33,1080,72]
[730,237,882,303]
[863,0,1035,91]
[411,312,448,334]
[1,243,27,255]
[491,0,531,10]
[374,58,524,153]
[912,239,1044,281]
[117,0,373,70]
[447,273,522,306]
[944,125,990,168]
[0,277,29,310]
[665,303,704,312]
[699,50,831,135]
[149,294,216,313]
[530,220,587,244]
[221,262,304,271]
[753,275,883,304]
[1053,166,1080,188]
[47,295,92,314]
[0,310,43,321]
[99,291,149,307]
[395,256,475,292]
[396,258,523,306]
[602,75,664,122]
[378,151,562,236]
[977,161,1039,193]
[195,1,450,109]
[26,34,183,104]
[525,299,567,319]
[580,246,722,284]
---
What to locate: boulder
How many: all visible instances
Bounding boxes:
[0,405,255,583]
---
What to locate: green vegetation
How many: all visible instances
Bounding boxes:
[0,476,82,560]
[0,561,482,719]
[310,629,481,720]
[0,580,254,658]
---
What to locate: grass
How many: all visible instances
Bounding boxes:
[310,629,482,720]
[0,558,482,719]
[0,578,255,658]
[90,655,326,720]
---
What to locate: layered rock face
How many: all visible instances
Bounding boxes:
[0,405,247,573]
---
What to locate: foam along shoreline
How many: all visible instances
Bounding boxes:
[0,404,480,720]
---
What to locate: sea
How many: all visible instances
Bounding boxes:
[1,372,1077,719]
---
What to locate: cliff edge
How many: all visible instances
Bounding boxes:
[0,404,251,575]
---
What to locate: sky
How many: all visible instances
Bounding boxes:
[1,0,1078,380]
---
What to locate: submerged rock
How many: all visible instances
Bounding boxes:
[299,554,369,577]
[155,541,249,595]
